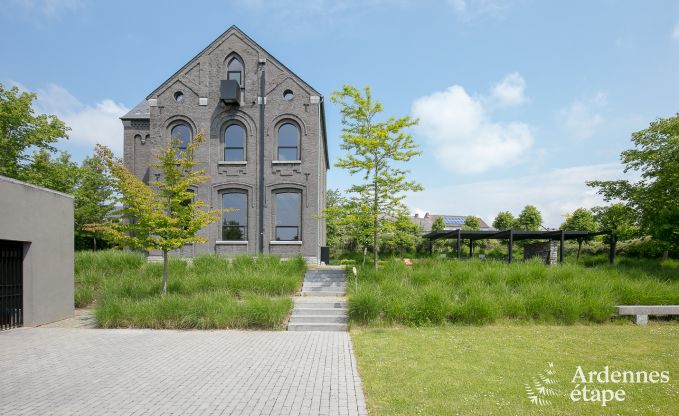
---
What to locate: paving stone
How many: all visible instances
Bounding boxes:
[0,328,367,416]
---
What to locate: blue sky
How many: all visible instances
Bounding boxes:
[2,0,678,226]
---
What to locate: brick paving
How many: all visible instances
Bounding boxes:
[0,328,367,416]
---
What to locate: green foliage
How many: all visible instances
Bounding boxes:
[0,82,69,179]
[463,215,481,231]
[20,149,80,194]
[561,208,598,260]
[331,85,422,269]
[588,113,679,251]
[492,211,515,230]
[90,132,223,294]
[75,250,305,329]
[347,257,679,326]
[592,203,639,242]
[431,216,445,232]
[514,205,543,230]
[74,154,115,249]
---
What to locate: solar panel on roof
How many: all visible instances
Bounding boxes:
[443,216,465,225]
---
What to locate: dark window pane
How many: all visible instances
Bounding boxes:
[227,59,243,85]
[228,72,241,85]
[278,123,299,147]
[224,148,244,161]
[276,226,299,241]
[222,192,247,226]
[222,226,245,241]
[171,124,191,150]
[228,58,242,72]
[225,124,245,148]
[275,192,301,241]
[278,147,298,161]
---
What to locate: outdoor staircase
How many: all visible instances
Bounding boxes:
[287,267,348,332]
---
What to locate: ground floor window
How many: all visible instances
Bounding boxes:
[221,191,247,241]
[274,191,301,241]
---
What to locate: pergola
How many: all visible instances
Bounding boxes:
[423,229,616,264]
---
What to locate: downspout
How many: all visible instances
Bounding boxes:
[258,60,266,254]
[317,98,322,263]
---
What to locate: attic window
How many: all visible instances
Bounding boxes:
[283,89,294,101]
[174,91,185,102]
[227,57,243,85]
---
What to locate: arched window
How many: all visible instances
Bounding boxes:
[224,124,245,161]
[274,191,301,241]
[277,123,300,161]
[221,191,247,241]
[170,123,192,156]
[227,57,243,85]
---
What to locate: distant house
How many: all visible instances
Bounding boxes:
[411,212,492,233]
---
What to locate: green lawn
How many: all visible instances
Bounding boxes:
[75,250,306,329]
[351,324,679,415]
[348,257,679,325]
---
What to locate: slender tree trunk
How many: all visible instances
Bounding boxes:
[577,239,582,262]
[162,250,169,295]
[93,236,97,251]
[373,175,379,271]
[663,250,669,261]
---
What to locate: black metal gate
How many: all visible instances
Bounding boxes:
[0,240,23,330]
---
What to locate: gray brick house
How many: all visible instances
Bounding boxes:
[121,26,328,263]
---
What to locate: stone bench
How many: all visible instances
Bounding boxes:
[617,305,679,325]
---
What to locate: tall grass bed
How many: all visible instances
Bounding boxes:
[75,250,306,329]
[348,257,679,325]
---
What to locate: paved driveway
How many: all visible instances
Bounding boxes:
[0,328,367,416]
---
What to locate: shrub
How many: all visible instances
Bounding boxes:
[349,289,382,323]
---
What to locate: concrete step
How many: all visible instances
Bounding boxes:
[293,301,346,309]
[292,307,347,316]
[302,282,346,289]
[303,276,347,283]
[287,322,348,332]
[289,315,348,324]
[301,291,345,297]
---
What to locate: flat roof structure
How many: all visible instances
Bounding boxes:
[423,229,616,264]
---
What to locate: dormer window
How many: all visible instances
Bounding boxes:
[227,57,243,86]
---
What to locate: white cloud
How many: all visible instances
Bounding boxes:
[673,20,679,39]
[412,75,533,174]
[14,82,129,155]
[559,92,607,139]
[406,163,634,228]
[490,72,527,107]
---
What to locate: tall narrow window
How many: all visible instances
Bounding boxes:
[274,191,301,241]
[222,191,247,241]
[277,123,299,161]
[227,57,243,86]
[224,124,245,161]
[171,123,192,156]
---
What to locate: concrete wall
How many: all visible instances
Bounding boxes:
[524,241,559,265]
[0,176,74,326]
[123,27,327,263]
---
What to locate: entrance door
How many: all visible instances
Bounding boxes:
[0,240,23,330]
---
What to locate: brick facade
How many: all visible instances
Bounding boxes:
[121,26,327,263]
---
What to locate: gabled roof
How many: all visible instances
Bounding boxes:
[120,100,150,120]
[145,25,321,99]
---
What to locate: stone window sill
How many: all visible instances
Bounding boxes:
[269,241,303,245]
[216,240,248,245]
[218,161,247,166]
[272,160,301,165]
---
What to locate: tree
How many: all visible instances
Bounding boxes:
[588,114,679,256]
[20,149,80,194]
[515,205,543,231]
[592,203,639,243]
[561,208,598,261]
[89,132,222,294]
[381,210,421,255]
[430,216,448,254]
[0,83,69,179]
[463,215,481,231]
[493,211,515,230]
[331,85,422,270]
[74,154,115,250]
